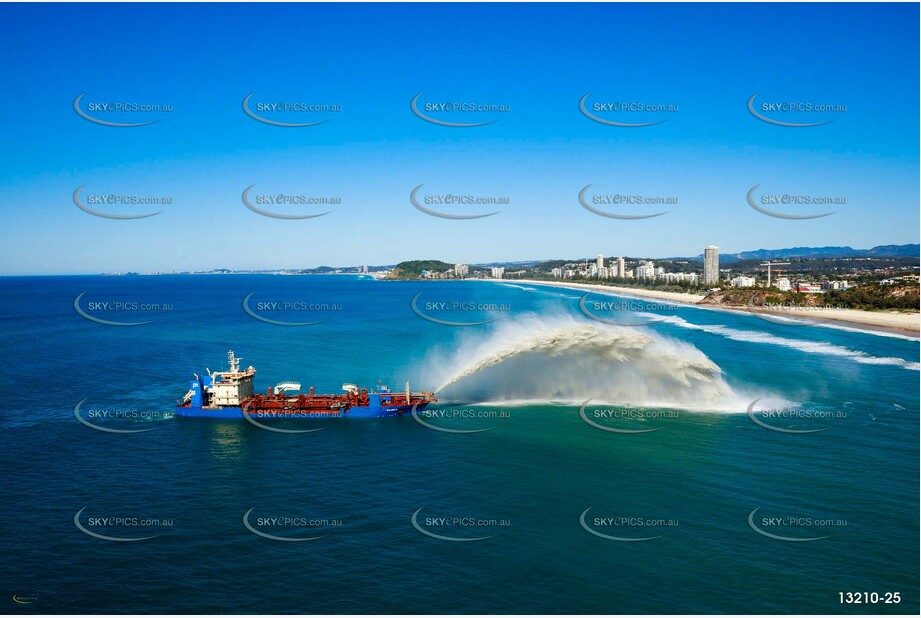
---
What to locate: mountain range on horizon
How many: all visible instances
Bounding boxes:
[680,244,920,263]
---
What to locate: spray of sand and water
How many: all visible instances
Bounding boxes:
[424,314,754,412]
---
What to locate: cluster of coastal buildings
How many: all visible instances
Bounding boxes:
[415,244,901,293]
[547,246,857,292]
[452,264,510,279]
[418,264,515,280]
[421,247,720,285]
[549,246,721,287]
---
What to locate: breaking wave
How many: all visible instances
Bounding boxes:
[498,283,540,292]
[425,314,758,412]
[657,316,921,371]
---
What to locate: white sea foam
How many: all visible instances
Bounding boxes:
[496,281,920,341]
[659,316,920,371]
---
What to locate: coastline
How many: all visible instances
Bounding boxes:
[505,279,706,304]
[502,279,921,338]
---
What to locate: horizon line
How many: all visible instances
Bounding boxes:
[2,242,918,277]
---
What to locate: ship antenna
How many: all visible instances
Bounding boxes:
[228,350,240,373]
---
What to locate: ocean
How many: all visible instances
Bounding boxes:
[1,274,918,614]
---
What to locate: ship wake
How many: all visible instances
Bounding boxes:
[426,314,748,412]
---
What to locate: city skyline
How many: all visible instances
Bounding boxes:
[4,240,918,277]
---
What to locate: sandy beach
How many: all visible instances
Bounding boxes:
[509,279,920,337]
[509,279,706,304]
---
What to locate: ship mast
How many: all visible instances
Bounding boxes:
[227,350,241,373]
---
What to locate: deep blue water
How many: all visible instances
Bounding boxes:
[1,275,918,614]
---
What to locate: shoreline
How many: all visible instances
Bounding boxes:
[507,279,706,305]
[503,279,921,338]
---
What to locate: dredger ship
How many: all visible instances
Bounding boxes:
[177,351,436,418]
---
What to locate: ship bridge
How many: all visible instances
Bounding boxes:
[205,350,256,406]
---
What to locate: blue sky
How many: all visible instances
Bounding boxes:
[0,2,918,274]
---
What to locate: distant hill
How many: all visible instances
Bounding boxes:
[385,259,455,280]
[469,260,543,268]
[863,244,921,258]
[682,244,919,263]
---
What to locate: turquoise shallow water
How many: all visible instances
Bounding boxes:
[0,275,918,613]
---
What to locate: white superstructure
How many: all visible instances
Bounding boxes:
[206,350,256,407]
